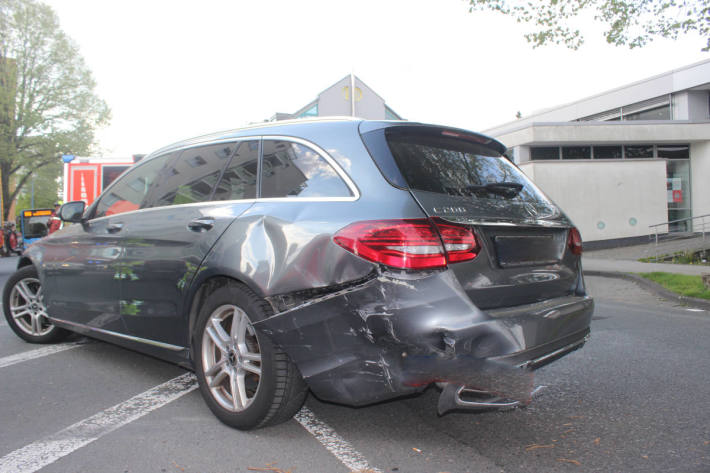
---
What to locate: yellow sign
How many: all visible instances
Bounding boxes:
[23,209,52,217]
[341,86,363,102]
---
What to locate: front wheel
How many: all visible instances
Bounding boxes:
[2,265,69,343]
[194,284,307,430]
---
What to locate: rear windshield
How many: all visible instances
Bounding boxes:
[385,130,550,204]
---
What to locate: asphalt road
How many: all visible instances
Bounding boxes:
[0,255,708,473]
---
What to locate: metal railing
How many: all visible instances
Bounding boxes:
[649,213,710,245]
[646,214,710,262]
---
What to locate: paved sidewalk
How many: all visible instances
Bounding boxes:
[583,257,709,276]
[582,238,710,310]
[584,235,710,276]
[585,234,710,261]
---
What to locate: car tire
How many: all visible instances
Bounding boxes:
[2,265,70,343]
[193,283,308,430]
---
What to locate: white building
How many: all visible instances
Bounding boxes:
[485,59,710,244]
[271,74,403,122]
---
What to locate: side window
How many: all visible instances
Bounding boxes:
[260,140,353,198]
[150,142,237,207]
[94,153,173,218]
[212,140,259,201]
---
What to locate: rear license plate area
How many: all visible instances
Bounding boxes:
[493,235,563,268]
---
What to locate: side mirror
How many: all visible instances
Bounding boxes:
[59,201,86,223]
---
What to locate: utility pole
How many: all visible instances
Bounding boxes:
[350,73,355,117]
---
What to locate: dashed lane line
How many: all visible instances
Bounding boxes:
[0,373,198,473]
[0,356,381,473]
[295,406,383,473]
[0,342,83,369]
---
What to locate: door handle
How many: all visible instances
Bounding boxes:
[106,222,124,233]
[188,217,215,232]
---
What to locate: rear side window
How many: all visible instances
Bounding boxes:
[385,130,549,204]
[150,142,237,207]
[260,140,352,198]
[212,140,259,201]
[94,152,174,218]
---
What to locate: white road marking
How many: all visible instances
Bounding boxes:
[0,373,197,473]
[686,308,706,312]
[0,343,83,369]
[295,406,382,473]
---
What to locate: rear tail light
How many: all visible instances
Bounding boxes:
[333,218,479,270]
[567,227,583,255]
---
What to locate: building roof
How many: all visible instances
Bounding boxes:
[485,59,710,136]
[272,73,401,121]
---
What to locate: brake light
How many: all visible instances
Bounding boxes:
[333,218,479,270]
[433,218,480,263]
[567,227,583,256]
[441,130,491,145]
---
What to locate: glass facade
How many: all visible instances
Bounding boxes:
[530,144,688,161]
[296,103,318,118]
[666,160,692,231]
[385,106,401,120]
[578,96,671,122]
[593,146,622,159]
[562,146,591,160]
[658,145,690,160]
[530,147,560,160]
[624,145,654,159]
[624,106,671,121]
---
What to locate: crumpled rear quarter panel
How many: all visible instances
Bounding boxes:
[252,268,592,406]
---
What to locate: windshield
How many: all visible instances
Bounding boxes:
[24,216,49,239]
[386,131,550,204]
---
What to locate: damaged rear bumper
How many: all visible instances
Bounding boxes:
[253,269,593,407]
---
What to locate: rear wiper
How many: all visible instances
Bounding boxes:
[464,182,524,198]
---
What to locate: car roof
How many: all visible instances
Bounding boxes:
[145,117,507,160]
[146,117,363,158]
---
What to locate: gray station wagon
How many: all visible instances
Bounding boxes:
[3,118,593,430]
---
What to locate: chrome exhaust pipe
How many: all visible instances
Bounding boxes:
[437,383,547,415]
[437,383,520,415]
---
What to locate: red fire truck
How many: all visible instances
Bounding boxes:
[63,156,141,206]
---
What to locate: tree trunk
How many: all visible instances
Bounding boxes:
[1,161,11,222]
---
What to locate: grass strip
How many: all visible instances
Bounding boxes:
[639,272,710,300]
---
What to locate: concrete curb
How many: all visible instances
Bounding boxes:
[584,270,710,311]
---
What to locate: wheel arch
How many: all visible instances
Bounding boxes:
[186,273,274,363]
[17,256,34,269]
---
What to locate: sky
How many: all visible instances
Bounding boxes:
[44,0,709,157]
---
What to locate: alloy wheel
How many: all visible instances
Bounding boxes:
[9,277,54,337]
[201,304,262,412]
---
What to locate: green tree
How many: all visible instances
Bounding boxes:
[468,0,710,50]
[14,157,61,211]
[0,0,109,220]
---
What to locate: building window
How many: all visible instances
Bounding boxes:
[385,106,401,120]
[624,145,654,159]
[593,146,622,159]
[624,105,671,121]
[578,95,670,122]
[666,160,691,231]
[530,147,560,160]
[530,144,689,162]
[657,145,689,160]
[562,146,591,159]
[297,103,318,118]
